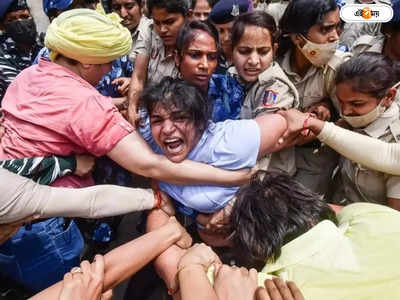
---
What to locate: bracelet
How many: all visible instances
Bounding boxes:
[152,189,162,209]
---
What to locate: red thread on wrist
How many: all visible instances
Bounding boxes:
[302,113,316,136]
[152,180,162,209]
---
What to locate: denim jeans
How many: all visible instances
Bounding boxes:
[0,217,84,292]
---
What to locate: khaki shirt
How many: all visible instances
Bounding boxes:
[279,49,350,112]
[132,22,179,85]
[129,16,153,63]
[351,34,385,56]
[333,104,400,205]
[238,62,299,118]
[230,62,299,175]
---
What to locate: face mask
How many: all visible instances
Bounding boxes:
[342,100,387,128]
[5,18,37,45]
[297,35,338,67]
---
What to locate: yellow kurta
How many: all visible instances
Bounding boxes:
[258,203,400,299]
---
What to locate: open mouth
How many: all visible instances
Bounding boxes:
[244,68,261,76]
[164,138,184,154]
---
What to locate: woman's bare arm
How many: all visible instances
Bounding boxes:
[107,131,252,186]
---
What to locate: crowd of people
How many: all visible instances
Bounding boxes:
[1,0,400,299]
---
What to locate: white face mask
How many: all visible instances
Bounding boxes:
[297,35,338,67]
[342,100,387,128]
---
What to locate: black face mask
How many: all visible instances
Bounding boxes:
[5,18,37,45]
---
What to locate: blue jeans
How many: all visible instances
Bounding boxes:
[0,217,83,292]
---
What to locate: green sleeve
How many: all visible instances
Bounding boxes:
[0,155,77,185]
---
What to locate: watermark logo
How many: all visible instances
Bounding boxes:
[340,4,393,22]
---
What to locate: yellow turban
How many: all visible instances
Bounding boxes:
[45,9,132,64]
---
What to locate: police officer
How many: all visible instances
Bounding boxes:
[209,0,249,73]
[0,0,42,102]
[331,53,400,211]
[277,0,351,196]
[127,0,189,123]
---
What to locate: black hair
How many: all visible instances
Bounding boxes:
[336,52,400,99]
[147,0,189,17]
[139,77,211,131]
[105,0,142,13]
[277,0,337,58]
[190,0,217,10]
[231,11,278,50]
[230,170,337,270]
[176,19,220,57]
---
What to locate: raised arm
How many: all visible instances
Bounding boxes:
[278,109,400,176]
[127,53,149,124]
[318,121,400,176]
[0,168,157,224]
[107,131,252,186]
[30,217,191,300]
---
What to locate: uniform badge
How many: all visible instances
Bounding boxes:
[263,90,278,106]
[231,4,240,16]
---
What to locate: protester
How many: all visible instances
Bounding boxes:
[0,9,251,293]
[177,243,305,300]
[0,167,174,226]
[31,240,304,300]
[30,216,192,300]
[213,170,400,300]
[139,77,286,294]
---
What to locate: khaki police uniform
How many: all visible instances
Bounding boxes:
[278,49,351,195]
[331,103,400,205]
[129,16,153,64]
[132,22,179,85]
[230,62,299,175]
[351,34,385,56]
